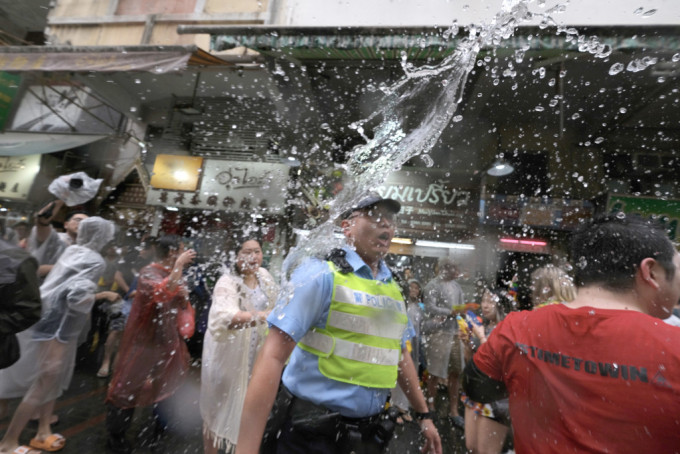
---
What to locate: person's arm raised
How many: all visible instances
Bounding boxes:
[34,200,64,244]
[235,325,297,454]
[166,249,196,293]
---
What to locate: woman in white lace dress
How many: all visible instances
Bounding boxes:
[200,238,279,454]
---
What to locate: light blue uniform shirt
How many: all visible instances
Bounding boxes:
[268,247,415,418]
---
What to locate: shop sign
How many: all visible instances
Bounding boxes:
[484,194,593,230]
[0,154,41,200]
[146,160,290,214]
[608,194,680,241]
[150,154,203,191]
[377,169,476,235]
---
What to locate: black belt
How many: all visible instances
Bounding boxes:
[283,386,381,434]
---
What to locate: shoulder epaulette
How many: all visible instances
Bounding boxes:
[325,248,353,274]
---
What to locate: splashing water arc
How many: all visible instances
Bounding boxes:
[281,0,541,279]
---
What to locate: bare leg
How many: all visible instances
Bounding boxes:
[98,330,121,376]
[203,430,218,454]
[0,398,40,452]
[425,375,442,411]
[0,339,68,452]
[35,399,57,441]
[448,370,461,417]
[464,406,480,453]
[476,416,509,454]
[29,409,58,425]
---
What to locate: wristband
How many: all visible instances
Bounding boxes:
[414,411,434,420]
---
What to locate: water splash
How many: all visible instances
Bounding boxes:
[281,0,544,279]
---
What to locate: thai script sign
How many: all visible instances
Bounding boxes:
[378,183,471,207]
[146,159,290,214]
[377,169,476,237]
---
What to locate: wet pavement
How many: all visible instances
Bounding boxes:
[1,356,474,454]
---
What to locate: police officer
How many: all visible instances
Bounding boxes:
[235,194,442,454]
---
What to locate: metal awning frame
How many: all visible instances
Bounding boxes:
[0,45,234,73]
[177,25,680,60]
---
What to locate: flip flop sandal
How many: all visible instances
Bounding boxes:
[12,446,41,454]
[29,433,66,452]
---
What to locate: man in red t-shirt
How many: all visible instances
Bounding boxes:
[463,215,680,453]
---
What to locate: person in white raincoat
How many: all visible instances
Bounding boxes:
[200,238,279,454]
[0,216,115,454]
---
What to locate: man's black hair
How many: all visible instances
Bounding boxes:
[64,210,89,222]
[141,236,158,250]
[570,214,676,291]
[156,234,182,260]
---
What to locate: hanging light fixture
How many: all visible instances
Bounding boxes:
[486,156,514,176]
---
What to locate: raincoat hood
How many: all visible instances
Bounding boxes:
[34,232,109,342]
[77,216,115,252]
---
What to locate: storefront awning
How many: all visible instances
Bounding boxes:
[0,45,232,73]
[0,132,107,156]
[177,25,680,60]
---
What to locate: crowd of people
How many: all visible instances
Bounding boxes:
[1,193,680,454]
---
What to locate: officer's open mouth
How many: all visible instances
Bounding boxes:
[376,233,391,247]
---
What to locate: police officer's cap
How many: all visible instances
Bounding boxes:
[341,192,401,219]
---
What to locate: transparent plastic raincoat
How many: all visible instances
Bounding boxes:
[0,217,114,403]
[33,216,115,342]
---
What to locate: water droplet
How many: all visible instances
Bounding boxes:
[452,115,463,122]
[594,136,605,144]
[532,67,546,79]
[633,7,644,15]
[421,154,434,167]
[534,106,545,112]
[571,113,581,120]
[619,107,628,114]
[673,53,680,63]
[642,9,657,17]
[609,62,624,75]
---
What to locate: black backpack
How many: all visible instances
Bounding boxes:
[0,239,40,369]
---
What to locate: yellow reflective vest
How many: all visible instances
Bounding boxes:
[298,262,408,388]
